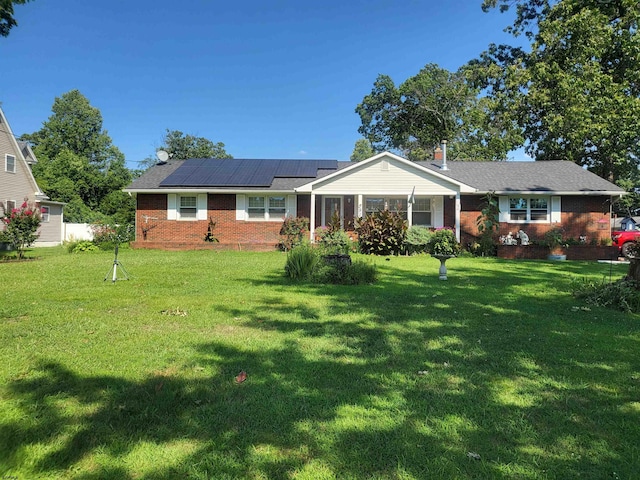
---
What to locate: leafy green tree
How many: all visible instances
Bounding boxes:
[350,138,375,162]
[161,129,231,160]
[138,129,232,169]
[0,199,40,259]
[356,64,521,161]
[477,0,640,182]
[0,0,32,37]
[22,90,133,223]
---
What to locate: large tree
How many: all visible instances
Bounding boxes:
[350,138,375,162]
[477,0,640,182]
[23,90,133,223]
[139,129,232,169]
[0,0,32,37]
[355,63,522,161]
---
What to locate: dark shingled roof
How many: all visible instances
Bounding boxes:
[125,157,624,194]
[418,160,624,193]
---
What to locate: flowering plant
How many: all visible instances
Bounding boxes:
[0,199,41,259]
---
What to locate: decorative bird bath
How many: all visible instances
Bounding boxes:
[433,254,456,280]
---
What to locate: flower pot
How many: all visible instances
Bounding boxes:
[547,253,566,261]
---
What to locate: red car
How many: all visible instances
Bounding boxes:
[612,228,640,258]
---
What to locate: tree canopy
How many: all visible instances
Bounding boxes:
[476,0,640,183]
[23,90,134,223]
[350,138,375,162]
[355,64,522,161]
[0,0,32,37]
[139,129,232,169]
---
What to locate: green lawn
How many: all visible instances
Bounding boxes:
[1,248,638,479]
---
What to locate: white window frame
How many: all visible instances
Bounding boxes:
[246,195,288,221]
[167,193,207,221]
[411,197,432,227]
[178,195,197,220]
[5,154,16,173]
[506,196,551,223]
[364,196,408,219]
[4,200,16,215]
[40,205,50,222]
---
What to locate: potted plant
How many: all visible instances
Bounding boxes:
[544,227,567,261]
[426,228,461,280]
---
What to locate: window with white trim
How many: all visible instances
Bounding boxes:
[412,197,432,226]
[4,200,16,215]
[40,205,50,222]
[178,195,197,220]
[5,154,16,173]
[509,196,549,222]
[247,195,287,221]
[364,196,408,219]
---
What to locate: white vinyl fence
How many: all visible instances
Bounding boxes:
[63,223,94,242]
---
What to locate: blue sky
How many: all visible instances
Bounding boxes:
[0,0,525,169]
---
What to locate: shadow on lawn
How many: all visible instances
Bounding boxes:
[1,258,638,478]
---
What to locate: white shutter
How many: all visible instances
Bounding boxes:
[499,196,509,222]
[197,194,207,220]
[236,194,246,220]
[167,194,177,220]
[286,195,297,218]
[433,196,444,227]
[551,196,561,223]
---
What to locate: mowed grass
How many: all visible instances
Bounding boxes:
[0,247,638,479]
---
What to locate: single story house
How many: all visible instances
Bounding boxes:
[124,151,625,251]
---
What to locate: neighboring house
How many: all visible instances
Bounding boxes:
[124,151,625,251]
[0,107,64,246]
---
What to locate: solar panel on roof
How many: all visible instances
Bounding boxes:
[159,159,338,187]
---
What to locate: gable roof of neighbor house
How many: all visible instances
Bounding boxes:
[125,153,625,196]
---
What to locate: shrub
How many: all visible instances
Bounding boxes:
[279,217,309,251]
[475,191,500,256]
[313,258,377,285]
[315,228,353,255]
[355,210,407,256]
[571,277,640,313]
[403,226,432,255]
[426,228,461,256]
[284,244,319,280]
[66,240,99,253]
[0,199,41,259]
[91,222,134,250]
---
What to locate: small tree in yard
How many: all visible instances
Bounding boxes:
[0,199,41,259]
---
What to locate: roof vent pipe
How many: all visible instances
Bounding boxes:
[441,140,448,170]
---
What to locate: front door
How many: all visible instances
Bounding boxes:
[323,196,342,228]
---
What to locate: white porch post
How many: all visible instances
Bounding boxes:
[309,193,316,243]
[455,193,461,242]
[357,194,363,217]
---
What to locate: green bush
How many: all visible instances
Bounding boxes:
[403,226,432,255]
[91,222,134,249]
[426,228,461,256]
[315,228,353,255]
[313,258,377,285]
[284,244,319,280]
[66,240,99,253]
[355,210,407,256]
[571,277,640,313]
[279,217,309,251]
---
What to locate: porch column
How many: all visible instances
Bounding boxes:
[357,194,363,217]
[455,193,461,242]
[309,193,316,243]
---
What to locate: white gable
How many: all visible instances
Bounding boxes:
[296,152,474,195]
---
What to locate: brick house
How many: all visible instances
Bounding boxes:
[124,151,625,252]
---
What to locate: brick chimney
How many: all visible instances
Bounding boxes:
[434,147,443,161]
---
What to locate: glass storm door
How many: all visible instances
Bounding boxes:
[323,197,343,228]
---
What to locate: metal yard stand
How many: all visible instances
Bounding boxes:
[104,244,129,282]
